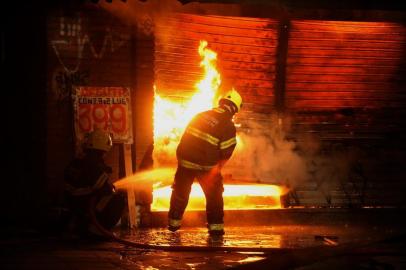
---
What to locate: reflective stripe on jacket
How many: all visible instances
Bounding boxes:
[176,106,237,169]
[179,159,215,170]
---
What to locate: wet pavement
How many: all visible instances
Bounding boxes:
[122,224,389,249]
[2,223,405,270]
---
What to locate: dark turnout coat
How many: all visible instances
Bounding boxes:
[64,151,124,231]
[176,106,237,170]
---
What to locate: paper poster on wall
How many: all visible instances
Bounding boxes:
[73,86,133,149]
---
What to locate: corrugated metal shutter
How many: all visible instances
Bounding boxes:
[154,13,279,114]
[153,15,406,208]
[287,20,405,109]
[285,20,406,207]
[286,20,406,141]
[153,13,280,182]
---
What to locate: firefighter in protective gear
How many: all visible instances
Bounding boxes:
[64,129,125,237]
[168,89,242,236]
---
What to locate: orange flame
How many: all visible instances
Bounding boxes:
[152,183,285,211]
[153,40,221,166]
[151,40,285,211]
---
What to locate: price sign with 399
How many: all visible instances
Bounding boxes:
[73,87,133,144]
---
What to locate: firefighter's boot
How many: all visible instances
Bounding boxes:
[168,218,181,232]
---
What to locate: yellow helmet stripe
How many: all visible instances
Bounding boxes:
[220,137,237,150]
[186,126,220,146]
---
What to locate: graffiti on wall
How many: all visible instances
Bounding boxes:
[51,16,130,73]
[50,15,131,101]
[52,68,90,102]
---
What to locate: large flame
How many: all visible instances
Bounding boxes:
[153,40,221,166]
[151,40,285,211]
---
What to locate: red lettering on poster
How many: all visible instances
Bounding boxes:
[74,87,132,145]
[78,104,92,132]
[92,104,108,130]
[110,105,126,133]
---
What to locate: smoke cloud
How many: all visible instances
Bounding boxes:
[225,115,362,196]
[225,116,308,188]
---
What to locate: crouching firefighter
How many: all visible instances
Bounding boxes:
[168,89,242,236]
[64,129,125,237]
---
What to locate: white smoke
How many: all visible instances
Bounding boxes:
[225,116,308,188]
[225,115,361,195]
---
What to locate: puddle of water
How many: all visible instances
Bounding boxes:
[118,224,404,270]
[121,224,398,251]
[237,256,266,264]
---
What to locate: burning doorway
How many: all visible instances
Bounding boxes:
[151,13,287,212]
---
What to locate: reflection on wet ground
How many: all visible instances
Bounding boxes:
[121,224,391,249]
[120,249,264,270]
[114,224,404,269]
[2,224,404,270]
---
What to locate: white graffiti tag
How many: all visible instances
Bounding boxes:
[51,16,130,74]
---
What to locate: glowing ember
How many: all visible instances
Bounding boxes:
[153,40,222,166]
[152,183,284,211]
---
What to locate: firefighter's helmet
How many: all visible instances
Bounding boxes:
[220,88,242,112]
[84,129,112,152]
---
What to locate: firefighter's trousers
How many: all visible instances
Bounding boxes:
[168,166,224,225]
